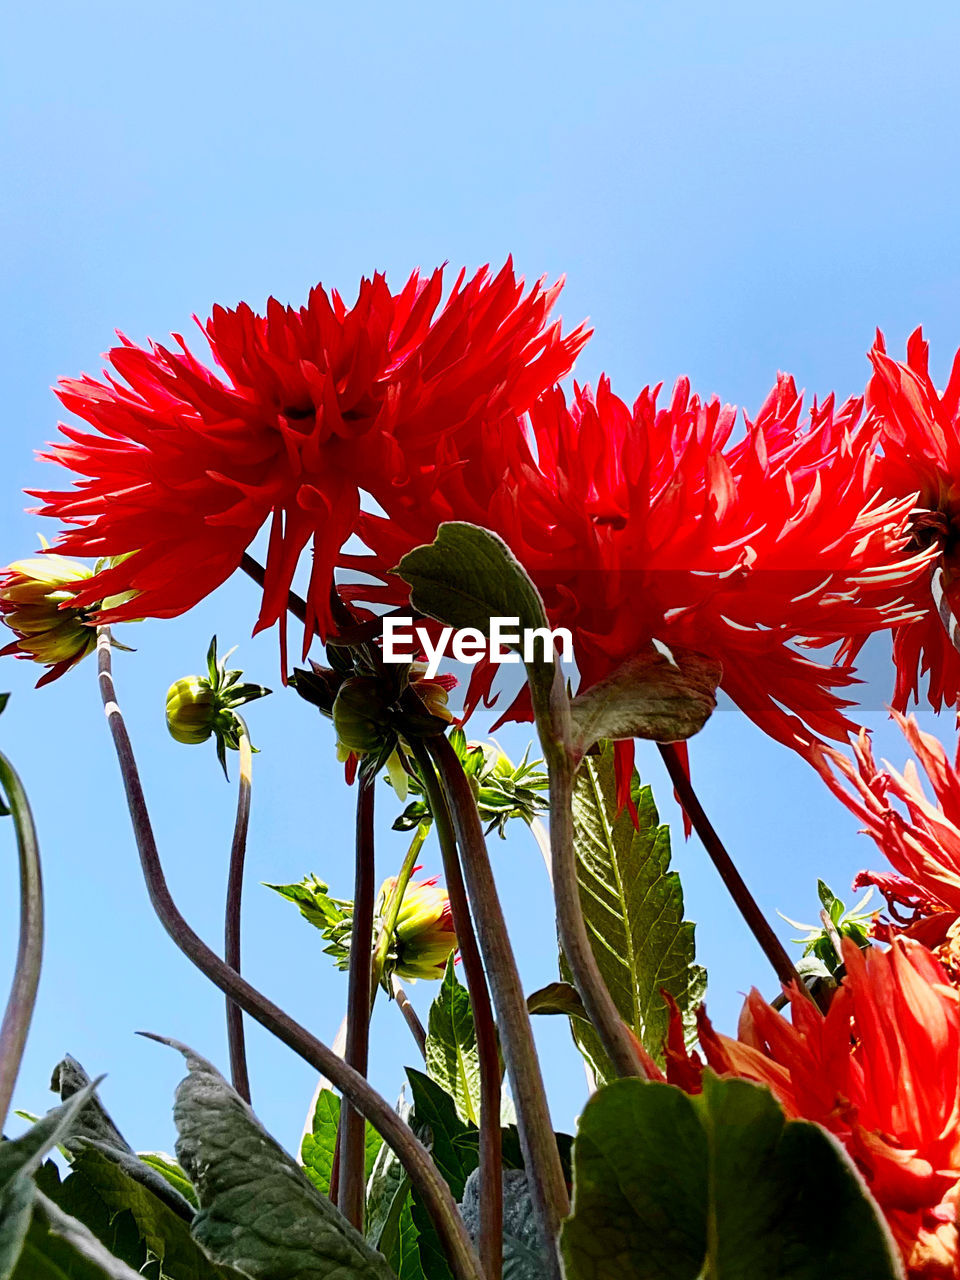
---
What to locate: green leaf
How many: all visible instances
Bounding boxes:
[568,743,705,1081]
[526,982,588,1022]
[31,1161,148,1275]
[50,1056,196,1220]
[394,522,559,714]
[404,1070,475,1202]
[391,1198,424,1280]
[425,957,481,1126]
[264,876,353,969]
[16,1190,146,1280]
[561,1073,904,1280]
[569,647,720,753]
[0,1081,101,1192]
[65,1148,226,1280]
[0,1175,35,1279]
[460,1169,552,1280]
[166,1039,397,1279]
[299,1089,383,1204]
[136,1153,198,1210]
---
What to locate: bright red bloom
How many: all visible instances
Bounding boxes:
[663,939,960,1278]
[348,372,932,758]
[30,261,588,663]
[866,328,960,712]
[824,714,960,966]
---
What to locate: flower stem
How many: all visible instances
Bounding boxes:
[95,629,485,1280]
[428,733,568,1280]
[657,741,803,991]
[371,821,429,997]
[410,738,503,1280]
[0,750,43,1133]
[337,772,377,1230]
[390,975,428,1057]
[224,728,252,1103]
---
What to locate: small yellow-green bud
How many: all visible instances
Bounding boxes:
[165,676,221,744]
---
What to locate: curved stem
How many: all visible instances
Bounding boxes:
[95,629,484,1280]
[410,738,503,1280]
[390,976,427,1058]
[225,730,252,1103]
[371,822,429,996]
[0,751,43,1132]
[428,734,567,1280]
[337,773,377,1230]
[657,742,803,991]
[932,562,960,654]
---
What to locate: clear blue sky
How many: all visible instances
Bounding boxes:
[3,0,960,1155]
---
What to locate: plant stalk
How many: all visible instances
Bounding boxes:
[337,772,377,1230]
[0,751,43,1133]
[390,976,427,1057]
[371,821,429,997]
[411,737,503,1280]
[96,629,484,1280]
[225,728,253,1103]
[428,733,568,1280]
[657,741,803,991]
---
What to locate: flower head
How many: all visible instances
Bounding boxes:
[664,938,960,1277]
[377,873,457,982]
[350,373,931,759]
[0,553,98,685]
[31,262,588,665]
[824,714,960,965]
[866,328,960,711]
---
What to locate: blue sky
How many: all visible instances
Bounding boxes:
[3,0,960,1156]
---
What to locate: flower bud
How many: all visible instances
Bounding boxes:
[0,554,97,686]
[165,676,221,744]
[165,637,270,776]
[332,676,395,756]
[378,875,457,981]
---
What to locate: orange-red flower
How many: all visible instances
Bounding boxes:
[30,261,588,665]
[824,714,960,965]
[866,328,960,712]
[349,372,932,759]
[664,939,960,1278]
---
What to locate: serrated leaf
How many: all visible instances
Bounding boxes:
[568,743,705,1082]
[569,647,720,753]
[299,1089,382,1206]
[425,957,481,1126]
[165,1039,396,1279]
[561,1073,904,1280]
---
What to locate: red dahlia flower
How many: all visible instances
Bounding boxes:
[663,939,960,1278]
[867,328,960,711]
[30,261,588,662]
[348,372,932,758]
[824,714,960,967]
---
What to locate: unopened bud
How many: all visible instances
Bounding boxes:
[378,875,457,982]
[0,554,97,686]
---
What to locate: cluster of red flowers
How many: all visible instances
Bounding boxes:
[661,939,960,1278]
[14,262,960,1275]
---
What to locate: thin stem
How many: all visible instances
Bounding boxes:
[95,630,484,1280]
[225,729,252,1104]
[410,738,503,1280]
[337,773,377,1230]
[932,562,960,655]
[657,742,803,991]
[371,821,429,997]
[429,734,568,1280]
[0,751,43,1133]
[390,975,427,1058]
[240,553,307,625]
